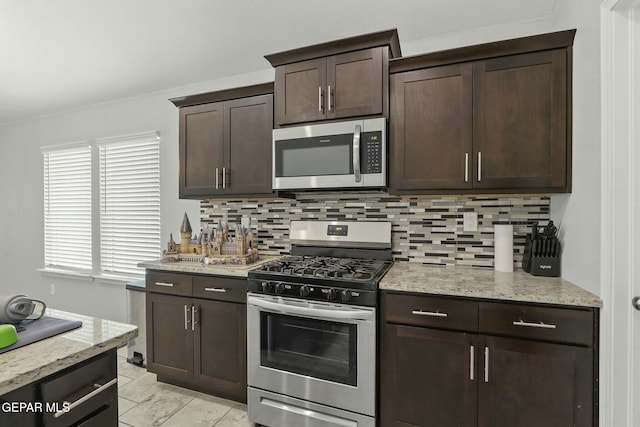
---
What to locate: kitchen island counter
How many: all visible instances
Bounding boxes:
[380,262,602,308]
[0,309,137,395]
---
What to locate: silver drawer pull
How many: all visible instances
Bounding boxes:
[484,347,489,382]
[411,310,447,318]
[470,345,475,380]
[204,287,227,293]
[513,320,557,329]
[54,377,118,418]
[154,282,174,287]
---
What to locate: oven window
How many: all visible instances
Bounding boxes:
[274,134,353,177]
[260,312,357,386]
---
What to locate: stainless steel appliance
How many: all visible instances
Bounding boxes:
[247,220,392,427]
[272,117,387,191]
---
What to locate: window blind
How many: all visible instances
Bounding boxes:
[43,144,93,272]
[98,131,160,279]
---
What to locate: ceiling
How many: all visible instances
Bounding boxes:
[0,0,557,126]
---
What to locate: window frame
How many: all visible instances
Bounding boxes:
[41,131,161,283]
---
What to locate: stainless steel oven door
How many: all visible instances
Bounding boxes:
[247,293,376,416]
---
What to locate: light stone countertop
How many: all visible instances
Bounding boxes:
[0,309,137,395]
[380,263,602,308]
[138,255,283,277]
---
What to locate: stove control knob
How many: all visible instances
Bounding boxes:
[340,290,352,303]
[261,281,273,293]
[274,282,285,294]
[327,288,338,301]
[299,285,310,297]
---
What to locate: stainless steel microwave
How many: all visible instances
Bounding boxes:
[272,117,386,191]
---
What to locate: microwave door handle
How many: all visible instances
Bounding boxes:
[353,124,362,182]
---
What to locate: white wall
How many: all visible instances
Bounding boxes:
[549,0,602,297]
[0,69,273,322]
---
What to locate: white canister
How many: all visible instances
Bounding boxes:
[494,224,514,272]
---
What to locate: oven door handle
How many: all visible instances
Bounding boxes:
[248,296,373,321]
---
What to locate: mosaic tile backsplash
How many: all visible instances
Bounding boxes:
[201,194,550,269]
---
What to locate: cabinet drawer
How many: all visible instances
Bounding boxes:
[384,293,478,332]
[41,350,117,426]
[479,302,594,346]
[146,271,192,296]
[193,276,247,303]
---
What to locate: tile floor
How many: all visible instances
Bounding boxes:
[116,346,254,427]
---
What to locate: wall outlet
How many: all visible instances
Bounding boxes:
[463,212,478,232]
[50,284,55,295]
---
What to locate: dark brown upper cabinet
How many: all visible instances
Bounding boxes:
[265,29,401,127]
[389,30,575,195]
[170,83,274,199]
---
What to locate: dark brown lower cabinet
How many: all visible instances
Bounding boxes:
[0,349,117,427]
[381,325,477,426]
[146,271,247,403]
[380,292,598,427]
[193,298,246,400]
[478,336,593,427]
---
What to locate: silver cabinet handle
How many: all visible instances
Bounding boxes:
[633,296,640,311]
[184,305,191,330]
[328,85,332,111]
[484,347,489,382]
[411,310,447,318]
[215,167,219,189]
[353,124,362,183]
[191,306,198,331]
[318,86,323,112]
[204,287,227,293]
[477,152,482,182]
[154,282,174,287]
[470,345,475,380]
[465,152,469,182]
[54,378,118,418]
[222,167,226,189]
[513,320,557,329]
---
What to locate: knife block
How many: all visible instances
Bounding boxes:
[522,236,561,277]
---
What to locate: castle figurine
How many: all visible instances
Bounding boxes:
[162,212,258,265]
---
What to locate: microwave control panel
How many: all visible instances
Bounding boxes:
[362,131,383,174]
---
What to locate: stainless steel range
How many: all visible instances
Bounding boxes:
[247,220,392,427]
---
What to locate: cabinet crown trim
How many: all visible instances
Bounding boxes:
[170,82,274,108]
[265,28,401,66]
[390,29,576,74]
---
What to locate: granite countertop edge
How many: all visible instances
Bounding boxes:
[380,262,602,308]
[138,255,283,277]
[0,310,138,396]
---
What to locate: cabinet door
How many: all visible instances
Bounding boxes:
[223,94,274,195]
[380,324,477,427]
[193,298,247,402]
[327,47,383,119]
[473,49,568,191]
[275,58,326,125]
[478,335,593,427]
[390,63,473,192]
[179,102,225,197]
[146,293,193,383]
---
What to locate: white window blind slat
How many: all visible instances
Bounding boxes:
[43,144,92,272]
[99,132,160,279]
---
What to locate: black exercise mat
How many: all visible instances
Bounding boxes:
[0,316,82,354]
